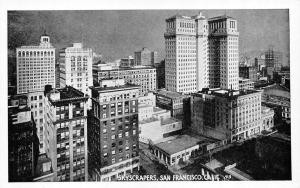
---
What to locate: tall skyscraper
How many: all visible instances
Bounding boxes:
[59,43,93,96]
[208,15,239,90]
[16,34,55,94]
[16,34,56,153]
[88,79,140,181]
[164,13,240,93]
[44,85,89,181]
[164,12,209,93]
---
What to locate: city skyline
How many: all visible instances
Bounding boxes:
[6,9,292,182]
[8,9,289,65]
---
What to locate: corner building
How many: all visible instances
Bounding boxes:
[88,79,140,181]
[191,89,264,143]
[44,86,89,181]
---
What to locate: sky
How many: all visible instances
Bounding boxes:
[8,9,289,65]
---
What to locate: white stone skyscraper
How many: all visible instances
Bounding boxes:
[164,12,209,94]
[59,43,93,96]
[16,34,55,94]
[16,34,55,153]
[164,13,240,93]
[208,15,239,90]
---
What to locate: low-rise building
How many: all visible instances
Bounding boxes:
[154,89,191,129]
[33,154,54,182]
[138,101,182,144]
[239,78,254,90]
[261,106,275,131]
[262,84,290,122]
[239,66,258,81]
[151,135,200,166]
[138,92,156,106]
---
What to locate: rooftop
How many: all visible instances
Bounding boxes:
[263,83,290,92]
[91,83,139,93]
[153,106,167,113]
[138,103,153,109]
[58,86,85,100]
[208,15,235,21]
[139,117,160,124]
[47,86,88,104]
[154,135,201,155]
[161,117,181,126]
[156,89,188,100]
[109,65,155,71]
[194,88,261,99]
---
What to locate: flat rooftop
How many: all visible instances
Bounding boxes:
[153,106,167,113]
[161,117,180,126]
[154,135,202,155]
[99,65,155,72]
[156,89,188,100]
[58,86,85,100]
[91,83,139,93]
[194,88,260,99]
[139,117,160,124]
[138,103,153,109]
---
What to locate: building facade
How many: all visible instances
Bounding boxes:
[164,13,239,93]
[59,43,93,96]
[88,79,140,181]
[16,34,56,153]
[134,47,158,66]
[96,65,156,96]
[16,34,55,94]
[265,48,283,72]
[208,15,239,90]
[138,102,182,144]
[8,94,39,182]
[165,12,209,93]
[239,78,254,90]
[154,89,190,129]
[191,89,265,143]
[44,86,89,181]
[27,91,46,152]
[239,66,258,81]
[261,106,275,131]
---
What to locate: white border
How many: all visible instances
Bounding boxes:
[1,0,300,188]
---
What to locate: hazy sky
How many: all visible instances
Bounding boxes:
[8,9,289,64]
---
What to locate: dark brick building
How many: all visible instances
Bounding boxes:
[88,79,140,181]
